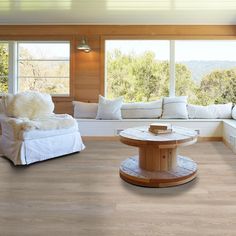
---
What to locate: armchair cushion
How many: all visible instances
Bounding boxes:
[1,114,77,140]
[1,91,54,119]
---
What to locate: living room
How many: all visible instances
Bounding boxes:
[0,1,236,235]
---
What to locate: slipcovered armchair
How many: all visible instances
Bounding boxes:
[0,91,85,165]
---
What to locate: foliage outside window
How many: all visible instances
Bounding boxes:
[106,40,236,105]
[175,41,236,105]
[0,42,8,93]
[0,41,70,95]
[106,40,169,102]
[18,42,70,95]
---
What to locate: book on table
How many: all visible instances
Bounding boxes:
[149,127,172,135]
[149,123,172,130]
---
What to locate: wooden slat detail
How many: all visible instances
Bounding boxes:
[120,126,198,147]
[0,25,235,37]
[54,101,73,115]
[120,155,197,187]
[160,149,168,171]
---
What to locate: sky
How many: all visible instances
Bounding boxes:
[5,40,236,61]
[106,40,236,61]
[19,42,70,59]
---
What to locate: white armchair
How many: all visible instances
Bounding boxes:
[0,91,85,165]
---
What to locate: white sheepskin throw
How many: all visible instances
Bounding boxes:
[6,114,77,140]
[1,91,54,119]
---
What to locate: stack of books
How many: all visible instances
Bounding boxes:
[149,123,172,135]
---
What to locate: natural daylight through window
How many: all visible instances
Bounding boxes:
[0,41,70,95]
[105,40,236,104]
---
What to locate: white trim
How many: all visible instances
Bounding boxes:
[18,76,69,79]
[18,59,69,62]
[104,41,108,97]
[76,118,225,137]
[169,40,175,97]
[16,41,70,44]
[8,41,18,94]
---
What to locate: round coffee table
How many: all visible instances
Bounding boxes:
[119,126,198,187]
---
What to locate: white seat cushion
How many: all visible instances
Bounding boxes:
[19,125,78,141]
[188,103,232,119]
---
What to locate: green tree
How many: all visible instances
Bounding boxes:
[107,49,236,105]
[107,50,193,102]
[131,52,169,101]
[196,68,236,105]
[175,63,198,104]
[107,50,170,102]
[0,43,9,93]
[107,50,135,101]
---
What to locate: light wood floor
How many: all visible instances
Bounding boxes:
[0,141,236,236]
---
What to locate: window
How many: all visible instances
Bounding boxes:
[175,41,236,105]
[0,42,9,93]
[0,41,70,95]
[105,39,236,105]
[105,40,170,102]
[18,42,70,95]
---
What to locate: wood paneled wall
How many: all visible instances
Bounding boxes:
[0,25,236,114]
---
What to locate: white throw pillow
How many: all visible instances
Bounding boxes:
[73,101,98,119]
[162,96,188,119]
[232,106,236,120]
[188,103,232,119]
[214,103,232,118]
[188,104,215,119]
[96,95,123,120]
[121,99,162,119]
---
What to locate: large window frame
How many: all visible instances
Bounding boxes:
[102,37,236,101]
[0,39,74,98]
[102,37,177,98]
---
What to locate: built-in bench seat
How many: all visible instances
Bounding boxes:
[222,119,236,153]
[77,118,236,153]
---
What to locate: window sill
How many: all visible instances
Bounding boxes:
[52,96,74,102]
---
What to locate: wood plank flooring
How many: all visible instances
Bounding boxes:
[0,141,236,236]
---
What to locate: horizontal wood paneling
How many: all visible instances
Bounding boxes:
[53,101,73,115]
[0,25,236,37]
[0,25,236,113]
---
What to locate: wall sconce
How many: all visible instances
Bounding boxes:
[77,36,91,53]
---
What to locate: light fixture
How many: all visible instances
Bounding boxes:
[77,36,91,53]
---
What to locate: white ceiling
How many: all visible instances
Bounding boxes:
[0,0,236,25]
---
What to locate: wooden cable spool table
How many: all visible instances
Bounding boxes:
[119,126,198,187]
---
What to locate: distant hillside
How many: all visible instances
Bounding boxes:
[179,61,236,84]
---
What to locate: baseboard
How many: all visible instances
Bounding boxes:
[82,136,120,141]
[222,138,236,153]
[197,137,222,142]
[82,136,222,142]
[223,138,229,148]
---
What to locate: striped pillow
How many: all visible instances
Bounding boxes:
[121,99,162,119]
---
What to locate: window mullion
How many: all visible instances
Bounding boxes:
[169,40,175,97]
[8,41,13,93]
[8,41,18,94]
